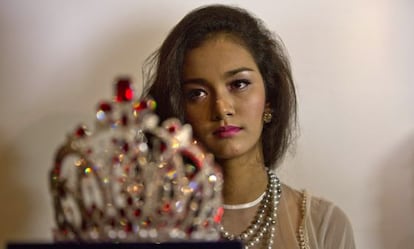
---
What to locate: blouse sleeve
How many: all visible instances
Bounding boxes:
[305,195,356,249]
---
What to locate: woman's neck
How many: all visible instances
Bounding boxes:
[218,157,268,205]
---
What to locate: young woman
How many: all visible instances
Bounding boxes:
[144,4,355,249]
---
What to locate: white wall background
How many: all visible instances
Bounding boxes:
[0,0,413,248]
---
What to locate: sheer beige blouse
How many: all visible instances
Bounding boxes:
[275,184,356,249]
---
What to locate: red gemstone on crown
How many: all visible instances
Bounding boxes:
[122,142,129,153]
[134,100,147,111]
[75,126,87,137]
[127,197,133,206]
[124,222,133,232]
[160,142,167,152]
[121,114,128,126]
[119,208,126,217]
[168,125,177,133]
[213,207,224,223]
[98,101,112,112]
[162,203,171,213]
[134,208,141,217]
[115,78,133,102]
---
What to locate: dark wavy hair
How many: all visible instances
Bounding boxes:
[143,4,297,169]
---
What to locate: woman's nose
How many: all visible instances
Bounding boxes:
[213,98,234,121]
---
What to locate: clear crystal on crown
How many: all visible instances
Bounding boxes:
[50,77,223,242]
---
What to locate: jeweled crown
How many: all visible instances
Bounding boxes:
[50,77,223,242]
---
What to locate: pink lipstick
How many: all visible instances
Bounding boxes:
[213,126,241,138]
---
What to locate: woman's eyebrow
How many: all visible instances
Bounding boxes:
[182,67,254,85]
[224,67,254,77]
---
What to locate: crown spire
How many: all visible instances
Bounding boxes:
[115,77,134,102]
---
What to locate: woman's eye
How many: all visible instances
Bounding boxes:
[186,89,207,101]
[230,79,251,91]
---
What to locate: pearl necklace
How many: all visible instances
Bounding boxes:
[219,170,281,249]
[223,192,266,210]
[298,190,310,249]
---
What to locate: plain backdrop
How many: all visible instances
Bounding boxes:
[0,1,413,248]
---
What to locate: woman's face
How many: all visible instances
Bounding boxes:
[182,35,267,162]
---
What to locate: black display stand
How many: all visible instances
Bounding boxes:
[7,241,243,249]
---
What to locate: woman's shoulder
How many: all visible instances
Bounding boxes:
[282,184,356,249]
[306,191,352,231]
[281,184,351,225]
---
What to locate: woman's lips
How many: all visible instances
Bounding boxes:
[213,126,242,138]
